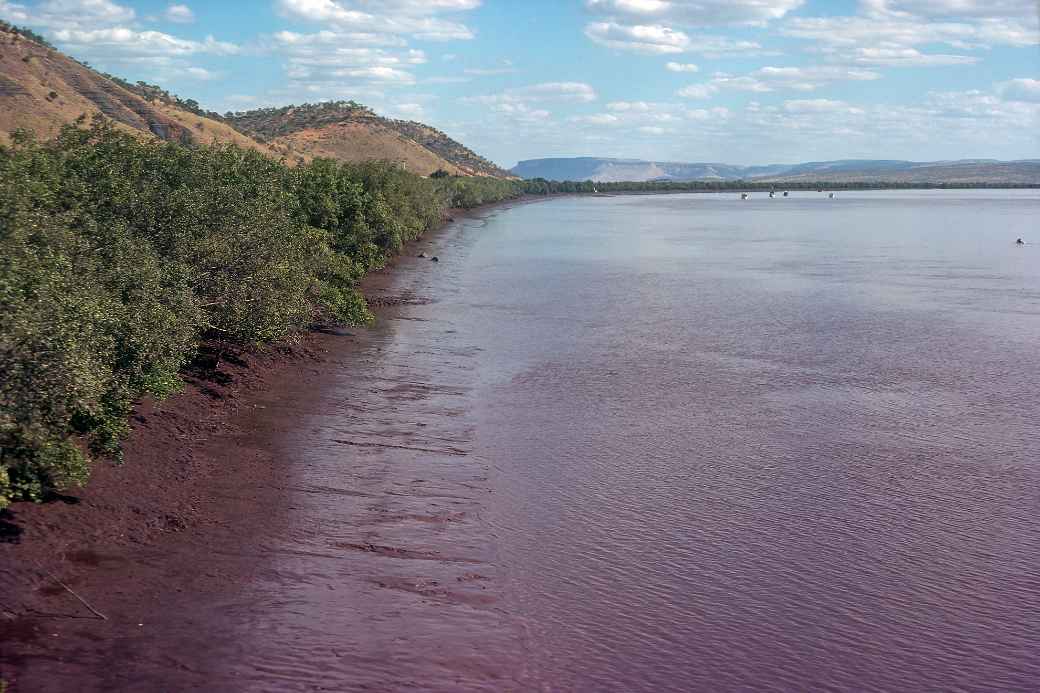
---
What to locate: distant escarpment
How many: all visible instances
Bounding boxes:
[512,157,1040,185]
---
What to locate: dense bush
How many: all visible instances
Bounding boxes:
[0,121,524,507]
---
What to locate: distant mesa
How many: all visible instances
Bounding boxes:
[511,157,1040,185]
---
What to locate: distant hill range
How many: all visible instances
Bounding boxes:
[512,157,1040,185]
[0,21,508,177]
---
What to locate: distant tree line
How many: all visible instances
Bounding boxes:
[0,120,522,507]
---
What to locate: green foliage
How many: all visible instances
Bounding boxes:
[442,176,524,208]
[0,122,524,507]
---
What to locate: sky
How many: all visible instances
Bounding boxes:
[2,0,1038,167]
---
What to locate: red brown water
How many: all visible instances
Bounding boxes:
[12,190,1040,691]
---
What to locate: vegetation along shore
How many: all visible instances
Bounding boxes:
[0,120,524,509]
[2,119,1036,511]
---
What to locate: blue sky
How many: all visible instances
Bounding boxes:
[2,0,1038,167]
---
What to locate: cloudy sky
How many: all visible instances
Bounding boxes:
[2,0,1038,166]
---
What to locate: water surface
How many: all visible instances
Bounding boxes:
[459,190,1040,691]
[221,190,1040,691]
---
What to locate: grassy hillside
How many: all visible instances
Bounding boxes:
[0,23,279,155]
[267,119,464,175]
[225,102,511,177]
[0,24,508,176]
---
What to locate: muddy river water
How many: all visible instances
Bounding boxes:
[19,190,1040,691]
[246,190,1040,691]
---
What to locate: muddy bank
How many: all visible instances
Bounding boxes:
[0,199,536,691]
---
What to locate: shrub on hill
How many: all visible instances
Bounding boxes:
[0,20,55,49]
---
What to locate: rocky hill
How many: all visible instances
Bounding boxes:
[512,157,1040,185]
[0,22,277,154]
[224,102,510,177]
[0,22,509,178]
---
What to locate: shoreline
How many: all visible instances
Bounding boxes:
[0,194,539,689]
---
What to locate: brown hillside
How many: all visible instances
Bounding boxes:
[272,121,463,176]
[0,25,277,155]
[1,27,506,177]
[226,102,512,177]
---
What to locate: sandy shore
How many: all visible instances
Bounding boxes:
[0,197,541,690]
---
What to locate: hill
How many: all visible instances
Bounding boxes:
[224,101,511,177]
[511,157,1040,185]
[0,22,509,177]
[0,22,278,154]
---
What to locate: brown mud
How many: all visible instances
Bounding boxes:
[0,198,540,692]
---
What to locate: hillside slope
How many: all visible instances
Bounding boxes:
[512,157,1040,184]
[225,102,511,177]
[0,24,277,154]
[1,25,509,177]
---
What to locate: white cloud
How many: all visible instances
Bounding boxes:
[425,75,471,84]
[878,0,1037,20]
[841,46,978,66]
[386,102,426,119]
[570,100,730,136]
[470,82,598,104]
[51,27,239,57]
[585,21,688,53]
[266,30,428,87]
[781,0,1039,68]
[585,0,804,27]
[267,1,483,92]
[677,83,717,99]
[606,100,658,111]
[164,3,193,23]
[734,86,1040,159]
[783,98,864,114]
[184,65,217,80]
[570,112,620,126]
[678,64,881,99]
[460,82,596,128]
[0,0,135,30]
[665,61,698,72]
[584,21,765,55]
[998,78,1040,103]
[275,0,479,41]
[584,0,797,56]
